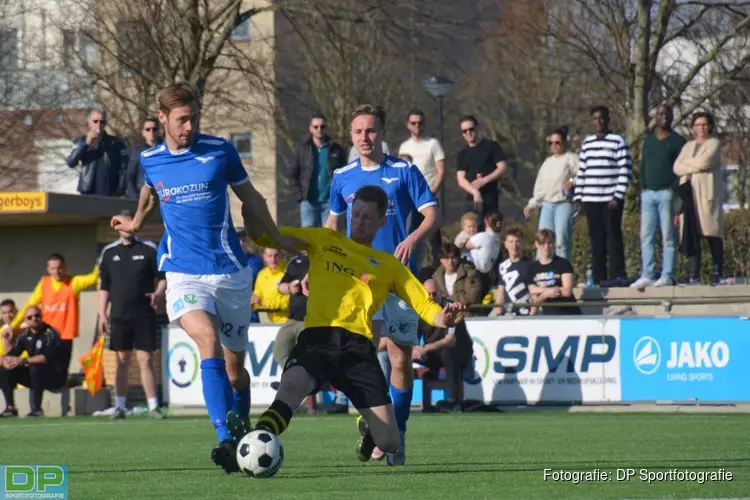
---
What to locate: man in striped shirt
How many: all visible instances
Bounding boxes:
[573,106,632,285]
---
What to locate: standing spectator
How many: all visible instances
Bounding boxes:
[251,248,289,324]
[237,229,264,323]
[1,299,19,355]
[98,210,167,419]
[527,229,581,315]
[456,116,508,221]
[290,115,347,228]
[432,244,483,314]
[523,127,579,260]
[273,253,309,368]
[493,227,533,316]
[573,106,632,285]
[413,279,473,410]
[67,109,130,197]
[398,110,446,261]
[126,118,162,199]
[9,255,99,371]
[631,105,686,289]
[674,112,724,286]
[0,306,67,417]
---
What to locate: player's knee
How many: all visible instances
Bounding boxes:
[135,351,152,366]
[116,351,132,366]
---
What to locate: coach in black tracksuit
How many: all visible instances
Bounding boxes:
[0,306,67,417]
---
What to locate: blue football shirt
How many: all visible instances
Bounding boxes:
[329,155,436,274]
[141,133,249,275]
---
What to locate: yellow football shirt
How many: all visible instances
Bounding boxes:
[259,227,442,341]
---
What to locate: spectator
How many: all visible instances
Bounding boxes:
[67,109,129,197]
[1,299,19,355]
[674,112,724,286]
[399,110,446,262]
[524,127,579,260]
[527,229,581,315]
[237,229,264,323]
[457,116,508,221]
[464,210,503,275]
[573,105,632,285]
[348,106,390,162]
[432,244,483,314]
[10,255,99,372]
[251,248,289,324]
[273,253,309,368]
[493,227,533,317]
[0,306,67,417]
[413,279,473,410]
[290,115,347,227]
[454,212,479,262]
[126,117,162,199]
[631,104,686,289]
[98,210,167,419]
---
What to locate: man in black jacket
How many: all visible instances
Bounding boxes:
[290,115,346,227]
[126,117,162,199]
[67,109,129,197]
[0,306,68,417]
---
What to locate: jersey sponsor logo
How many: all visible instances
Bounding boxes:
[322,245,347,258]
[382,177,399,184]
[43,303,67,313]
[324,260,356,277]
[184,293,198,305]
[132,255,145,260]
[154,181,211,203]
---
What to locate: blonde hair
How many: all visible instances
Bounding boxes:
[157,82,200,115]
[351,104,383,127]
[461,212,479,225]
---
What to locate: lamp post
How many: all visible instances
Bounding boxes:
[422,76,454,217]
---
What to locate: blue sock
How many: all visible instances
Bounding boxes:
[232,383,251,422]
[200,358,234,442]
[390,384,413,433]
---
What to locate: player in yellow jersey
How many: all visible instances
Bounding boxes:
[226,185,465,464]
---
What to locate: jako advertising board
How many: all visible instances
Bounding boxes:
[163,324,282,406]
[462,319,622,403]
[619,317,750,401]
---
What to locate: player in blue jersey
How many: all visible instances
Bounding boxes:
[324,104,443,465]
[111,83,292,474]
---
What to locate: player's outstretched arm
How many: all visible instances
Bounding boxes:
[112,184,156,233]
[232,181,296,251]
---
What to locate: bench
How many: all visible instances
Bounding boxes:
[415,367,464,412]
[2,388,71,417]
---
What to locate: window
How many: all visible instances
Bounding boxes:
[231,133,253,159]
[230,19,252,42]
[0,28,19,70]
[116,22,153,77]
[62,29,76,68]
[80,30,98,68]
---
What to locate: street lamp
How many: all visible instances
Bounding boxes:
[422,76,454,217]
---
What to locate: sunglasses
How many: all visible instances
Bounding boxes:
[461,127,475,134]
[409,121,424,126]
[312,125,326,130]
[26,314,41,320]
[143,127,157,132]
[549,140,562,145]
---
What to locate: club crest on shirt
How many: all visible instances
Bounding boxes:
[367,257,380,267]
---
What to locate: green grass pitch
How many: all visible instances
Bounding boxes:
[1,412,748,500]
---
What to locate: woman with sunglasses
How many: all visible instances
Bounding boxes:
[524,127,579,260]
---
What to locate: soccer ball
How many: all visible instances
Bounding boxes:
[236,430,284,478]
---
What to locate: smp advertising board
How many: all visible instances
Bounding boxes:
[463,319,622,403]
[619,317,750,402]
[163,324,282,406]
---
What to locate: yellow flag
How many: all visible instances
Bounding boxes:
[78,335,105,397]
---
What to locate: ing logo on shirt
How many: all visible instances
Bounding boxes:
[534,271,560,287]
[154,181,211,203]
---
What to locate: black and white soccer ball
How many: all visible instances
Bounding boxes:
[236,430,284,478]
